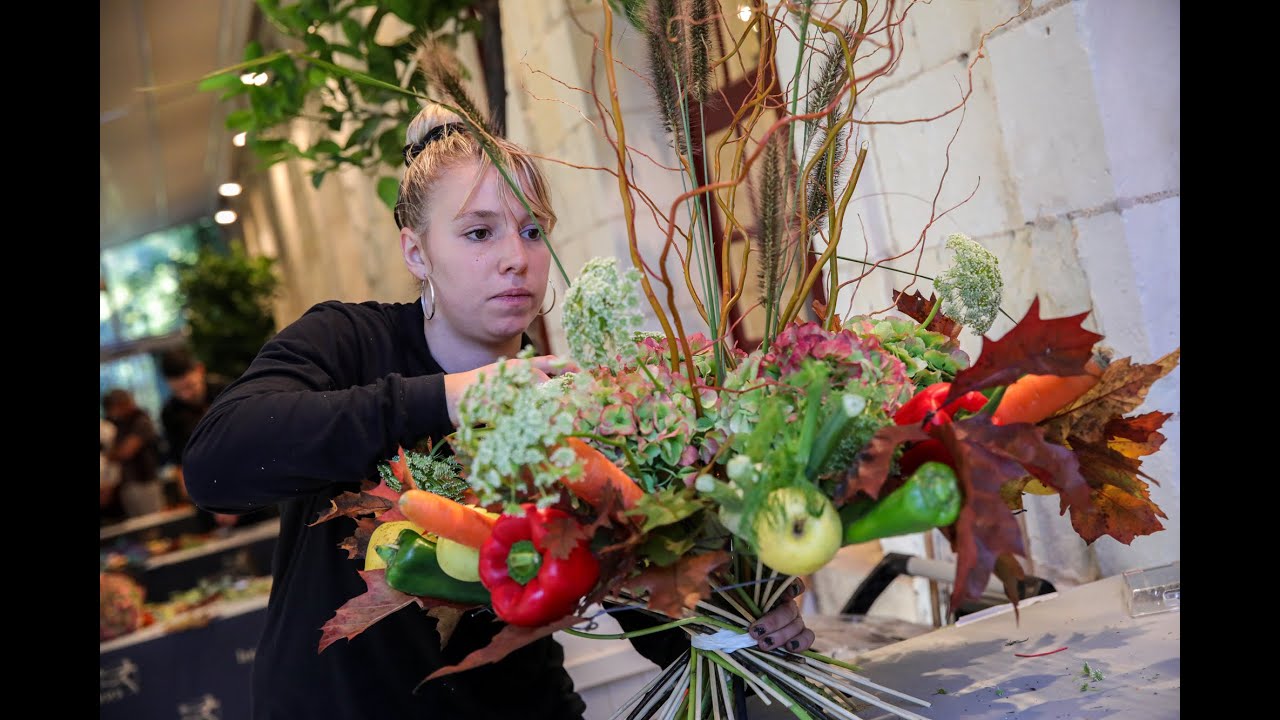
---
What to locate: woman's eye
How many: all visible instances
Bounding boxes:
[465,228,492,241]
[521,226,542,241]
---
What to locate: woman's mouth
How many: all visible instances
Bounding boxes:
[491,290,533,305]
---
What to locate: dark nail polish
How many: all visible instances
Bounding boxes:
[763,637,774,647]
[752,626,765,637]
[788,640,800,650]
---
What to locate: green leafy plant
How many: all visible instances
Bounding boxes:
[176,244,280,379]
[204,0,500,209]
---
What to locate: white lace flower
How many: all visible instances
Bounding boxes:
[563,257,645,371]
[934,233,1003,335]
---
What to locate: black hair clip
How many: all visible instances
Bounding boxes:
[401,122,467,167]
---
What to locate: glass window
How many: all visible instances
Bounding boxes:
[99,221,211,345]
[100,352,167,425]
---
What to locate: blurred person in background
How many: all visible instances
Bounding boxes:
[100,415,124,525]
[102,389,165,518]
[160,345,271,531]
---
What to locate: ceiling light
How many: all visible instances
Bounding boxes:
[215,210,238,225]
[738,4,752,21]
[233,132,247,147]
[219,182,243,197]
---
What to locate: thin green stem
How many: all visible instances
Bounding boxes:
[918,295,941,330]
[562,615,708,640]
[798,649,861,673]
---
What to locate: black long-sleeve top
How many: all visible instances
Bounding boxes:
[183,299,686,719]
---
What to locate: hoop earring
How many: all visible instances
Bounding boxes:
[422,276,437,321]
[538,285,557,316]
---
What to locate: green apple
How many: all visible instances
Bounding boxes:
[436,536,481,582]
[754,486,842,576]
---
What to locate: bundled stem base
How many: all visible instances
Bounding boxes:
[568,564,933,720]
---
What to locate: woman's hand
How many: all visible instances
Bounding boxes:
[748,579,815,653]
[443,355,578,426]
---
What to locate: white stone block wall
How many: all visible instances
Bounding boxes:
[780,0,1180,593]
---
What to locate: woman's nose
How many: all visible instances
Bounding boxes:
[499,229,529,274]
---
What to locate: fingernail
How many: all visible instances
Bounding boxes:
[788,640,800,650]
[752,626,765,637]
[763,637,774,647]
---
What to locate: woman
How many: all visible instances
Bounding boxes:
[183,104,812,719]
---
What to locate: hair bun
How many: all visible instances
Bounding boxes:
[402,122,466,167]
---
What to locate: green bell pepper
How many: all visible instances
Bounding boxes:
[376,528,492,605]
[840,461,962,545]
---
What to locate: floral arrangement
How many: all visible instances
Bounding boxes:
[224,1,1180,717]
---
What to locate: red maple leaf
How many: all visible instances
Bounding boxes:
[365,447,412,522]
[622,550,730,618]
[318,570,417,653]
[944,298,1103,406]
[420,613,584,687]
[934,415,1091,611]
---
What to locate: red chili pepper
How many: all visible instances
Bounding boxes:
[894,384,988,476]
[894,383,988,429]
[478,504,600,627]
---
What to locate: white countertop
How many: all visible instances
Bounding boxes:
[749,573,1179,719]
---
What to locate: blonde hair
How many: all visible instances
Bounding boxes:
[395,104,557,236]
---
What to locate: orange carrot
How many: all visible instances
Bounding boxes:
[993,360,1103,425]
[562,437,646,510]
[398,490,498,549]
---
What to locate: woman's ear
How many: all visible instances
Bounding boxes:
[400,227,431,279]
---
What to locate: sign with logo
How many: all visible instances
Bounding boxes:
[100,607,267,720]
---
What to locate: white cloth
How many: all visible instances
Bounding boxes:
[690,628,758,653]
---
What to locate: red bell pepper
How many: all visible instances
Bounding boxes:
[478,504,600,627]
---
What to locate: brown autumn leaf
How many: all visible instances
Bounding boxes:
[1070,483,1167,546]
[623,550,731,618]
[944,297,1103,406]
[338,517,380,561]
[893,288,962,342]
[318,570,417,653]
[421,613,584,687]
[428,606,465,650]
[541,514,590,561]
[584,547,641,609]
[836,423,930,505]
[1041,349,1180,445]
[1066,439,1167,544]
[811,297,844,328]
[311,490,394,527]
[993,553,1028,623]
[1105,412,1171,458]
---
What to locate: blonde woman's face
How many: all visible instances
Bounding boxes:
[420,160,551,344]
